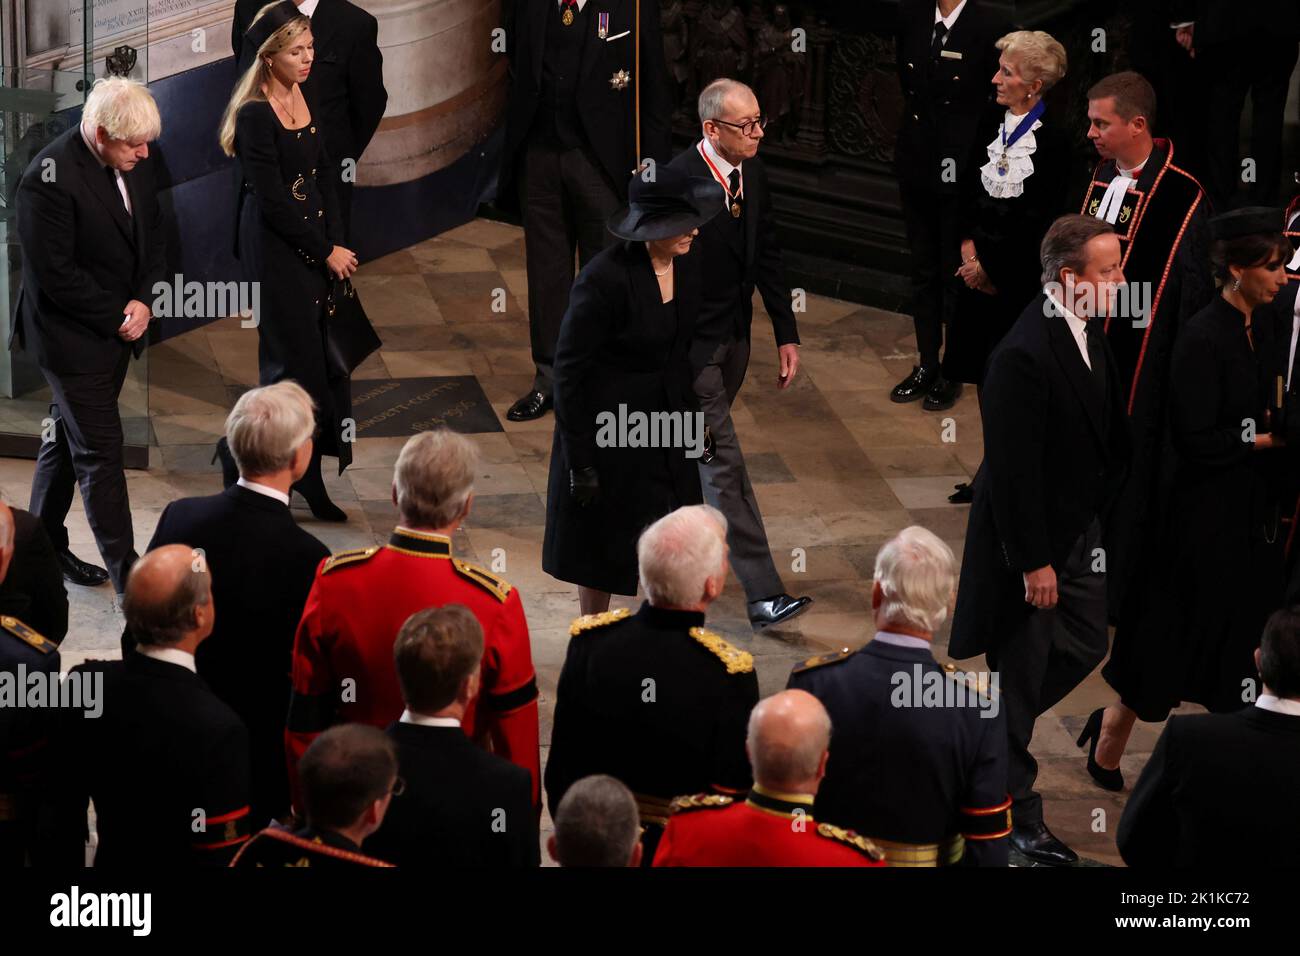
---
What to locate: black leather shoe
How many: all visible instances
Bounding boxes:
[507,390,552,422]
[890,365,938,403]
[1077,707,1124,792]
[748,594,813,629]
[921,376,961,411]
[1010,822,1078,866]
[948,482,973,504]
[58,549,109,587]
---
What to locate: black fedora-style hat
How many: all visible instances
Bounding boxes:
[607,166,726,242]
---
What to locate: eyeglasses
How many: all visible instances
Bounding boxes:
[712,115,768,137]
[389,776,406,797]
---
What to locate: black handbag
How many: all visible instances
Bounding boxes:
[322,278,382,380]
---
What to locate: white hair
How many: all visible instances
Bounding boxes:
[393,428,479,529]
[225,381,316,477]
[874,526,956,633]
[697,78,754,123]
[83,77,161,143]
[637,505,728,607]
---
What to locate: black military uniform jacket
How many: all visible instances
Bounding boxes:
[42,652,251,867]
[894,0,1007,195]
[232,825,393,868]
[0,509,68,644]
[545,603,759,829]
[0,616,60,865]
[788,636,1011,866]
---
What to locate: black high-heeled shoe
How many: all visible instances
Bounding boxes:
[211,437,239,489]
[292,462,348,523]
[1076,707,1123,792]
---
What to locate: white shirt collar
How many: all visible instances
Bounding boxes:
[558,0,588,9]
[701,136,739,180]
[1117,153,1151,179]
[934,0,968,30]
[1045,290,1092,368]
[137,645,197,673]
[871,630,932,649]
[1256,694,1300,717]
[400,710,462,728]
[236,477,291,507]
[79,121,107,168]
[297,0,320,17]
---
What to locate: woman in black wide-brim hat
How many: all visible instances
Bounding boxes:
[543,168,725,614]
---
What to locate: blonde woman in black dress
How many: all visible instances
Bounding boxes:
[218,1,358,521]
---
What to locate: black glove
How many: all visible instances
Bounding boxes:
[570,466,599,507]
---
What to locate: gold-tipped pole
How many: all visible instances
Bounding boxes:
[635,0,642,173]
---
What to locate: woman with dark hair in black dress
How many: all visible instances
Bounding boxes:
[218,1,358,521]
[543,167,724,615]
[1084,207,1291,789]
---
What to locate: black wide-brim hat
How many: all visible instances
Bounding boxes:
[607,166,726,242]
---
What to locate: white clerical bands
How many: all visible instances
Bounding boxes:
[1094,175,1136,225]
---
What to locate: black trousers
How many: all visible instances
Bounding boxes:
[694,335,784,603]
[29,349,137,593]
[519,137,620,396]
[986,519,1109,827]
[1201,39,1300,207]
[898,179,962,369]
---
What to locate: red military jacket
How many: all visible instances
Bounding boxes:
[286,527,540,806]
[652,787,887,867]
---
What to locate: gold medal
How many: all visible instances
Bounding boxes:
[561,5,574,25]
[730,201,741,218]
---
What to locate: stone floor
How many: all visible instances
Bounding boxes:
[10,217,1201,867]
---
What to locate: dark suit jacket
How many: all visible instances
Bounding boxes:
[131,484,328,824]
[667,144,799,369]
[232,0,388,167]
[895,0,1007,195]
[365,722,539,867]
[11,126,166,374]
[499,0,671,209]
[788,640,1009,866]
[949,293,1131,658]
[0,508,68,645]
[42,652,251,867]
[1118,706,1300,866]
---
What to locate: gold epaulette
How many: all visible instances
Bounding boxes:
[0,615,55,655]
[792,648,852,674]
[942,661,999,698]
[320,546,380,574]
[816,823,886,862]
[451,558,512,603]
[689,627,754,674]
[569,607,632,636]
[670,793,734,814]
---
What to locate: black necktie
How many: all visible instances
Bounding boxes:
[931,21,948,59]
[727,169,741,213]
[105,165,128,215]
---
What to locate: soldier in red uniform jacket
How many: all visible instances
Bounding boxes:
[285,430,540,808]
[652,689,885,867]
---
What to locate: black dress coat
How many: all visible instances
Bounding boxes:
[542,240,704,595]
[1117,706,1300,867]
[365,722,539,867]
[944,110,1069,385]
[130,485,329,826]
[234,100,353,471]
[949,293,1132,659]
[1103,297,1286,719]
[498,0,672,211]
[10,126,166,374]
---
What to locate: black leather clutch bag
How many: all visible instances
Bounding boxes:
[323,278,382,380]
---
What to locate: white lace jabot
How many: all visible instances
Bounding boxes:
[980,109,1042,199]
